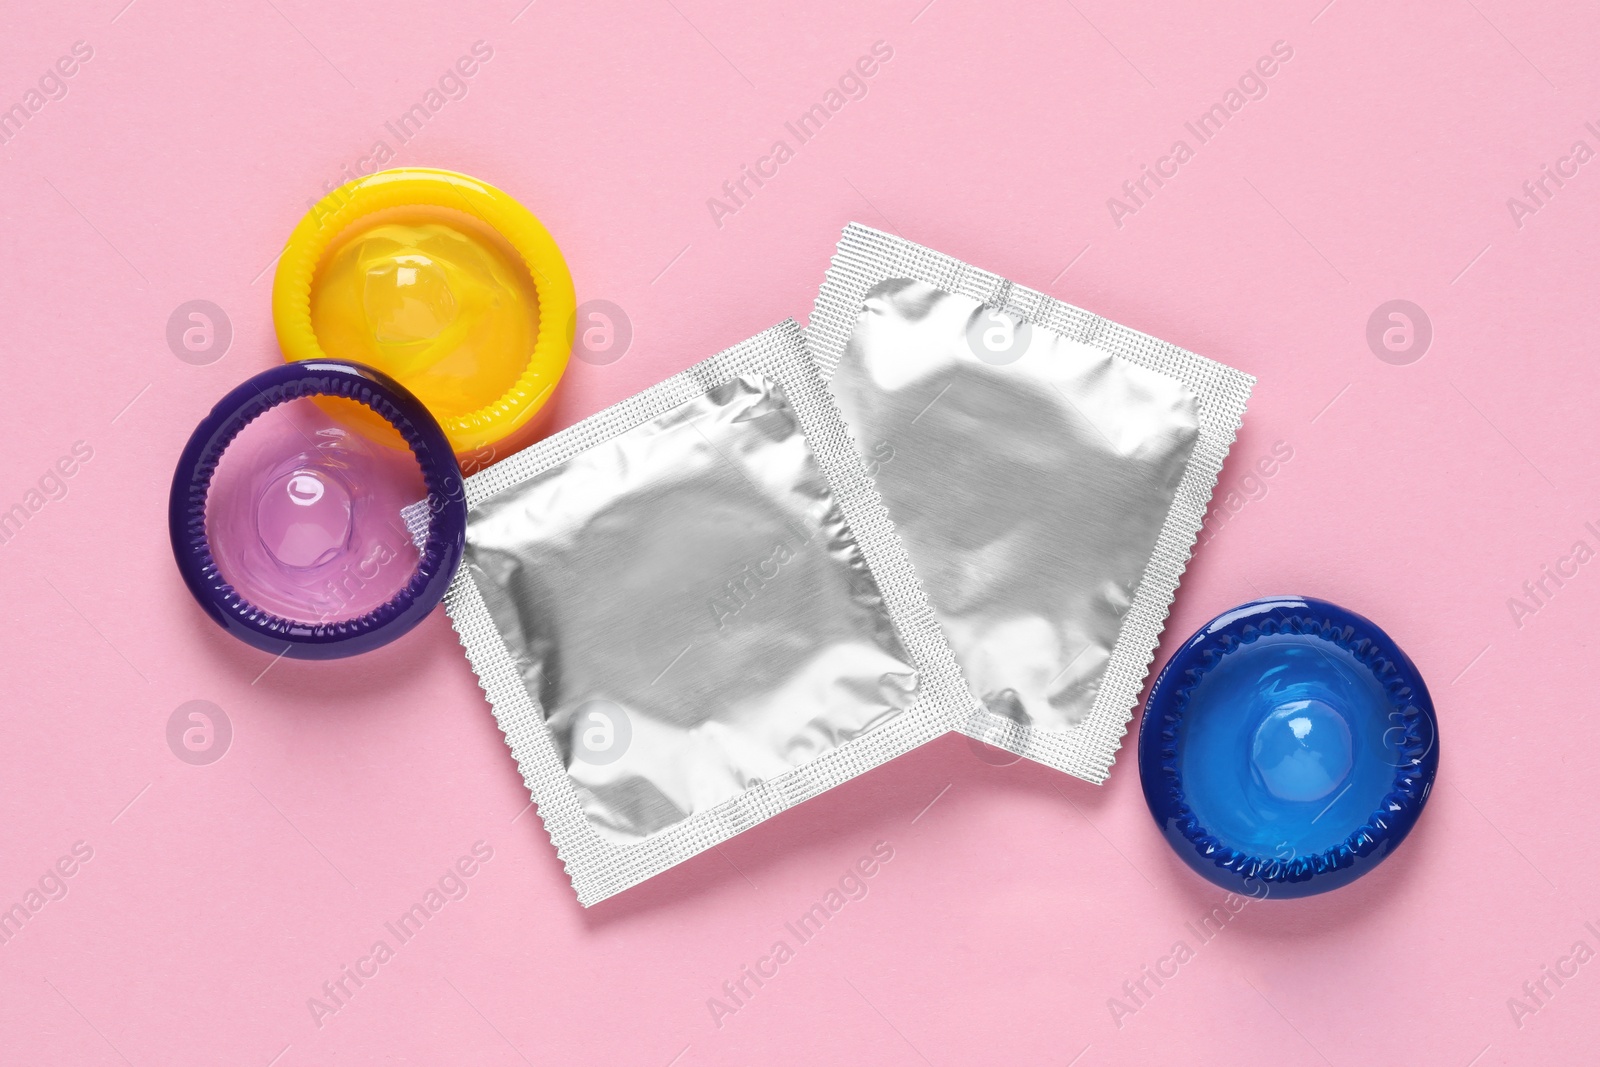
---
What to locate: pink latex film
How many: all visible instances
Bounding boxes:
[205,397,426,624]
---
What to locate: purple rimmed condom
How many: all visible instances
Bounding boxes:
[169,360,467,659]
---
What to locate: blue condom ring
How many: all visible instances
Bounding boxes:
[1137,596,1439,898]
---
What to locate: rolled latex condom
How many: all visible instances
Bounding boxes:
[272,168,576,468]
[169,360,467,659]
[1137,597,1439,898]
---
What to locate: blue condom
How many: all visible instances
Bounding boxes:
[1138,597,1438,898]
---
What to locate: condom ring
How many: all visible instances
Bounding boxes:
[169,359,467,659]
[272,167,576,459]
[1138,596,1439,898]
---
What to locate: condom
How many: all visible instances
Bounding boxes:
[273,168,575,461]
[170,360,467,659]
[1137,597,1439,898]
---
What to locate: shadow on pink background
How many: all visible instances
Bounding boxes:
[2,0,1597,1064]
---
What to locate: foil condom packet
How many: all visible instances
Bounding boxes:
[807,224,1255,783]
[404,320,976,905]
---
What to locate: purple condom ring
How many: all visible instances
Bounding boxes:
[170,359,467,659]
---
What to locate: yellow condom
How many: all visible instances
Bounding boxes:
[273,168,575,458]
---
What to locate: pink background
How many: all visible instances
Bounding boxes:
[3,0,1597,1063]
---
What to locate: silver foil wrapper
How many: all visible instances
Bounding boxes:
[414,321,975,905]
[808,225,1254,783]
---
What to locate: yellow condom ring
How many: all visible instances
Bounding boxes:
[273,167,575,457]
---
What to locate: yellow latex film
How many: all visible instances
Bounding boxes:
[273,168,575,457]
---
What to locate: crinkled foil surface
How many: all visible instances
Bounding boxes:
[463,375,917,843]
[830,279,1200,732]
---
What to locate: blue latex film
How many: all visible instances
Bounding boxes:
[1138,596,1438,898]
